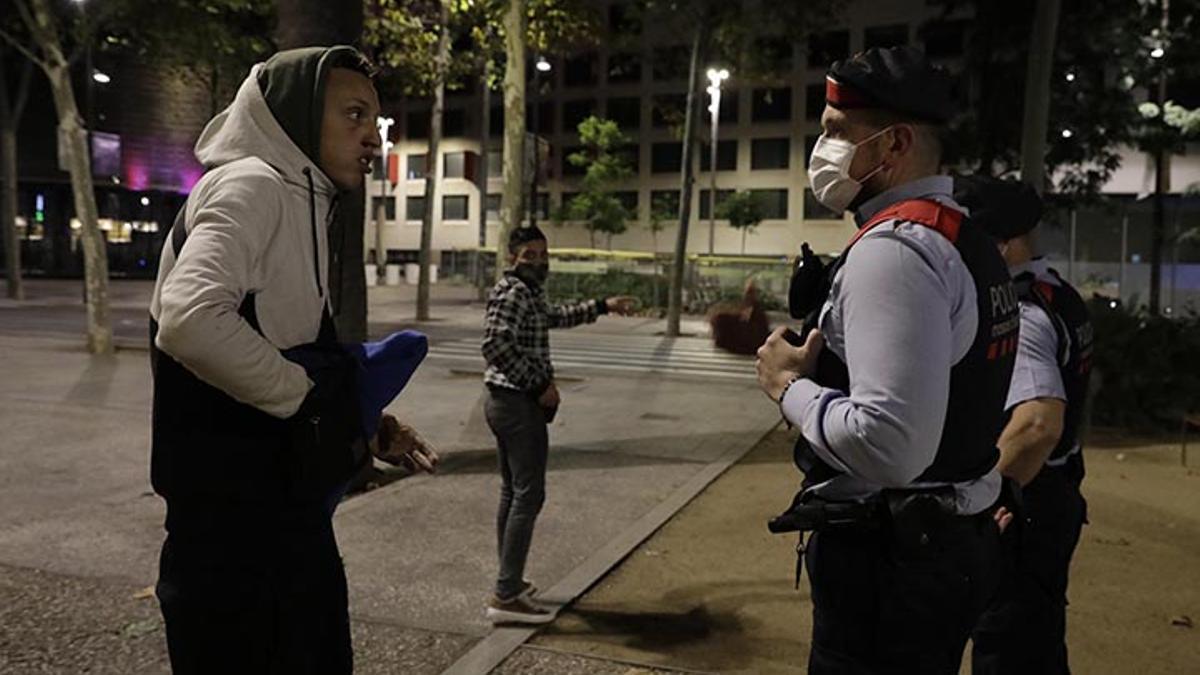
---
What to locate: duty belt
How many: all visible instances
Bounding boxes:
[768,486,965,589]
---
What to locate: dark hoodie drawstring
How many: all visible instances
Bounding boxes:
[302,167,324,299]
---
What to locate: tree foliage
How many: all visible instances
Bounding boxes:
[105,0,274,114]
[364,0,599,99]
[557,115,633,248]
[717,190,765,253]
[933,0,1200,203]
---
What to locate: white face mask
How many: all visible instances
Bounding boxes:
[806,127,892,214]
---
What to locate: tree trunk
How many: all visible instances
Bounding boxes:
[48,65,112,353]
[741,227,746,255]
[665,22,710,337]
[475,62,491,300]
[275,0,363,49]
[497,0,526,281]
[1018,0,1061,194]
[374,189,387,270]
[23,0,111,353]
[1149,0,1171,315]
[417,0,449,322]
[1150,145,1166,314]
[0,50,29,302]
[0,123,21,301]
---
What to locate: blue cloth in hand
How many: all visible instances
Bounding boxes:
[345,331,429,439]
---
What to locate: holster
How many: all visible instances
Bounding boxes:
[880,486,957,556]
[767,489,880,534]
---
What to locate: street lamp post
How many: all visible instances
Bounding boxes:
[530,56,552,230]
[706,68,729,255]
[375,116,394,284]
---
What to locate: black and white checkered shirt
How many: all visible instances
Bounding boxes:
[482,272,606,394]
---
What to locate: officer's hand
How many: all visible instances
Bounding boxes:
[756,327,825,402]
[372,414,440,473]
[606,296,638,315]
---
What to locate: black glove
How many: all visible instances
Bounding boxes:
[788,243,827,320]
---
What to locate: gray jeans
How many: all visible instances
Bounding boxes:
[484,389,548,600]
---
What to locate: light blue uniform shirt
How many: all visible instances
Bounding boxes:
[780,175,1000,515]
[1006,258,1076,465]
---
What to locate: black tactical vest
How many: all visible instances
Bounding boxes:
[1012,266,1093,464]
[794,199,1020,488]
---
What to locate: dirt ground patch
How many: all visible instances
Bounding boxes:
[534,432,1200,674]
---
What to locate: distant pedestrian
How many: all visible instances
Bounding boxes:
[481,224,634,624]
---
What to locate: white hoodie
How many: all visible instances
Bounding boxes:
[151,64,338,419]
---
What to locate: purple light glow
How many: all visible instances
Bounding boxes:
[124,161,149,191]
[178,168,204,193]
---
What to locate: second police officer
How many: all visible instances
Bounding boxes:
[956,176,1094,675]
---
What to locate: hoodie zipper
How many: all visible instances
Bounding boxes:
[302,167,325,299]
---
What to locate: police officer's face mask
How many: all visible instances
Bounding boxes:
[807,126,893,214]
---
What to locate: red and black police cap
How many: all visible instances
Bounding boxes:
[826,46,954,124]
[954,175,1044,240]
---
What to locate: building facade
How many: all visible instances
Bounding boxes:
[374,0,979,262]
[373,0,1200,308]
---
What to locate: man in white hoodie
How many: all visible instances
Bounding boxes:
[149,47,384,674]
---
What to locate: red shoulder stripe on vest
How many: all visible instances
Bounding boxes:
[1034,280,1055,303]
[850,198,964,248]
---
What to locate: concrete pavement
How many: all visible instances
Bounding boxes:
[0,279,779,673]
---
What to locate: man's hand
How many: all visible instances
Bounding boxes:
[372,414,439,473]
[993,505,1014,533]
[538,382,561,409]
[756,327,824,402]
[605,296,638,316]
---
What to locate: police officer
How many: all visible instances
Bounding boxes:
[956,176,1093,674]
[756,46,1019,674]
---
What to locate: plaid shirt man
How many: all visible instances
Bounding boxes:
[482,272,607,394]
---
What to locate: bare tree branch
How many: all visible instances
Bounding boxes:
[0,27,47,72]
[12,0,41,41]
[13,58,33,121]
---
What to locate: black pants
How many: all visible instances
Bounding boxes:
[972,459,1087,675]
[805,510,1003,674]
[156,506,352,675]
[485,388,550,600]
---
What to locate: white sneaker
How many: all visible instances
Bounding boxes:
[485,594,556,625]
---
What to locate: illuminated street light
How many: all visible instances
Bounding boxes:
[92,71,111,84]
[376,116,395,155]
[1150,46,1165,59]
[705,67,730,255]
[1062,129,1074,138]
[1065,72,1076,82]
[535,56,552,73]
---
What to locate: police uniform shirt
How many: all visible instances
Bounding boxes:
[1006,258,1076,464]
[779,175,1000,514]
